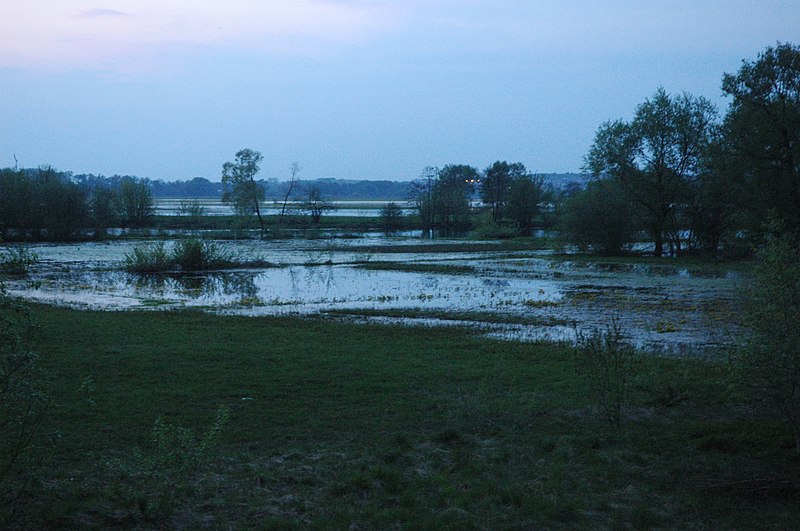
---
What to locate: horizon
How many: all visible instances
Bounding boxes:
[2,2,799,181]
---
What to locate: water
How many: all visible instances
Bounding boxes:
[1,236,745,353]
[155,199,416,217]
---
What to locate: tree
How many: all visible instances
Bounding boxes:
[379,202,404,232]
[117,176,154,228]
[738,220,800,452]
[481,161,527,222]
[222,149,266,237]
[506,174,548,235]
[721,42,800,240]
[302,186,334,224]
[278,162,300,227]
[585,88,718,256]
[433,165,476,233]
[559,179,639,255]
[409,166,438,232]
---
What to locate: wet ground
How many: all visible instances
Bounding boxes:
[2,235,745,353]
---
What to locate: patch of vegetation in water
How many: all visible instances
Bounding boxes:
[325,308,572,327]
[12,305,799,529]
[354,261,477,275]
[123,239,272,273]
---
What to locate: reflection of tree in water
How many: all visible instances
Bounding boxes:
[126,272,258,301]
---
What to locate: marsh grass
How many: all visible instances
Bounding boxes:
[124,239,269,273]
[0,247,39,276]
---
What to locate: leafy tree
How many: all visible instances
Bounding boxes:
[506,174,548,235]
[409,166,438,232]
[721,42,800,240]
[379,202,404,232]
[117,177,154,228]
[302,186,334,224]
[481,161,527,222]
[585,88,718,256]
[433,164,476,232]
[222,149,266,236]
[89,185,118,239]
[738,220,800,452]
[559,179,639,255]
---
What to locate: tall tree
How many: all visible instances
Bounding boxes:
[722,42,800,239]
[585,88,717,256]
[222,149,266,237]
[506,174,548,235]
[409,166,438,232]
[434,165,476,232]
[117,176,154,229]
[481,161,528,222]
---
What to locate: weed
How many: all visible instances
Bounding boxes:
[0,247,38,276]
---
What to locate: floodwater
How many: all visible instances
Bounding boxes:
[155,199,416,217]
[1,235,745,354]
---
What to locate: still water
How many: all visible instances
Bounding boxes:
[2,235,743,354]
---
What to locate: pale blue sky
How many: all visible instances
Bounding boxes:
[1,1,798,181]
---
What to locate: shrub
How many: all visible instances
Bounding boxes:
[123,242,173,273]
[0,247,38,276]
[575,318,638,426]
[559,179,639,255]
[737,222,800,452]
[471,220,520,239]
[105,405,229,521]
[0,286,49,522]
[172,239,235,271]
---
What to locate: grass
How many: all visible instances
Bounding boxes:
[324,307,570,327]
[549,252,755,275]
[5,304,797,528]
[123,239,271,273]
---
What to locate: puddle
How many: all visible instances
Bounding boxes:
[1,237,746,354]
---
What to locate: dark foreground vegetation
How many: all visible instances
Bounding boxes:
[0,300,796,529]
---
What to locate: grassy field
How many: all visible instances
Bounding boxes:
[7,305,799,528]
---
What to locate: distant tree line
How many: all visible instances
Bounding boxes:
[561,42,800,256]
[408,162,551,236]
[0,167,154,241]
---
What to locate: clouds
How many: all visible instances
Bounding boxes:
[0,1,402,70]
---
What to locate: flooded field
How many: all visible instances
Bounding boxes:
[155,199,415,217]
[1,235,745,353]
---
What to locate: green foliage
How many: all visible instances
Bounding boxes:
[0,287,48,522]
[0,247,38,276]
[105,405,230,521]
[177,199,207,221]
[117,176,154,228]
[470,218,519,239]
[738,221,800,452]
[585,88,718,256]
[172,238,235,271]
[559,179,638,255]
[481,161,528,222]
[506,173,548,235]
[301,185,335,224]
[575,319,638,426]
[124,239,238,272]
[123,242,172,273]
[222,149,266,235]
[722,42,800,239]
[379,201,404,231]
[0,167,92,241]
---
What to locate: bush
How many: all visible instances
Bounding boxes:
[575,319,638,426]
[105,405,230,521]
[172,239,235,271]
[0,286,49,522]
[124,239,240,273]
[559,179,639,255]
[470,220,520,239]
[738,222,800,452]
[124,242,172,273]
[0,247,38,276]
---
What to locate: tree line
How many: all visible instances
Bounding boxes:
[0,167,154,241]
[561,42,800,256]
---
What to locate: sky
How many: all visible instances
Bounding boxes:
[1,1,799,182]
